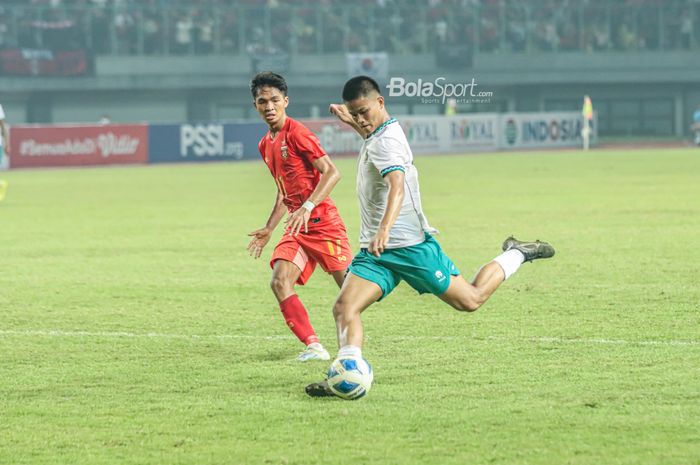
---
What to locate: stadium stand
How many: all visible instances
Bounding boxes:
[1,0,699,138]
[1,0,698,56]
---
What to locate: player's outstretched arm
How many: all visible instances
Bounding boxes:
[329,103,365,137]
[368,170,405,257]
[285,155,341,236]
[247,190,286,258]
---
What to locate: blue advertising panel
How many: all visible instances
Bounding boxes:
[148,122,267,163]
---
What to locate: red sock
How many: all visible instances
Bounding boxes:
[279,294,319,346]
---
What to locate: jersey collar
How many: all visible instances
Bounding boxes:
[366,117,397,139]
[268,116,290,141]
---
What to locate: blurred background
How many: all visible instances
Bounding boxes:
[0,0,699,139]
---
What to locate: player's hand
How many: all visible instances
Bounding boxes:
[368,228,390,257]
[329,103,355,126]
[285,207,311,236]
[247,227,272,259]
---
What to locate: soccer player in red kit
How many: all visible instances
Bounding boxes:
[247,72,353,361]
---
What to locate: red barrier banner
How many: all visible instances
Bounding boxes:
[301,119,362,157]
[0,49,89,76]
[10,124,149,168]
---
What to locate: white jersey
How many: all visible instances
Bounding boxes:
[356,117,436,249]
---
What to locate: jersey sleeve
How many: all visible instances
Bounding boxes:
[368,136,408,177]
[289,124,327,163]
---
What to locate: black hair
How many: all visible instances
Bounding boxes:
[342,75,381,102]
[250,71,288,98]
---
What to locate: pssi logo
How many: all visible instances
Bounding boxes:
[180,124,224,157]
[180,124,244,158]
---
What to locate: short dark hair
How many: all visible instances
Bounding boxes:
[342,76,381,102]
[250,71,288,98]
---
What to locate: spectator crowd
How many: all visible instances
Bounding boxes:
[0,0,697,56]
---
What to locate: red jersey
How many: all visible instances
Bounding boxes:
[259,117,342,227]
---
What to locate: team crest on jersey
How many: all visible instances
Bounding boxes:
[280,139,288,159]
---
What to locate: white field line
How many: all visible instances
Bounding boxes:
[0,329,698,347]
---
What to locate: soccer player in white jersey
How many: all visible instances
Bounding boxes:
[0,102,10,202]
[306,76,555,397]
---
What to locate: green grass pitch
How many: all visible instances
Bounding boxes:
[1,148,699,465]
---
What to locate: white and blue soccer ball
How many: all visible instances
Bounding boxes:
[327,356,373,400]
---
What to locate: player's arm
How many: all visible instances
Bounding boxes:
[0,119,9,156]
[247,189,286,259]
[329,103,365,137]
[285,155,341,236]
[369,170,405,257]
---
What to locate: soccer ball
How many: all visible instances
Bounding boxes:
[327,356,373,400]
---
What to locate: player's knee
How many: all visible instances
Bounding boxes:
[269,275,293,297]
[465,300,482,312]
[453,297,481,312]
[332,296,355,322]
[332,300,345,321]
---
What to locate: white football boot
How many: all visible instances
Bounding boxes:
[296,342,331,362]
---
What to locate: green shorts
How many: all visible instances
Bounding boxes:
[348,234,460,300]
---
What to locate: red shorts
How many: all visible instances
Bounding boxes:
[270,222,352,285]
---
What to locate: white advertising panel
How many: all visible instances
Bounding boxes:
[498,112,597,149]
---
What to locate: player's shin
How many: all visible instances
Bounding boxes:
[493,249,525,280]
[279,294,319,346]
[333,305,364,350]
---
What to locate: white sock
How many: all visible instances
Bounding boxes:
[337,345,362,359]
[493,249,525,280]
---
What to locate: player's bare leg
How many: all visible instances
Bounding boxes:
[440,236,555,312]
[332,272,383,349]
[270,259,330,361]
[439,262,505,312]
[270,259,301,303]
[330,269,346,288]
[305,272,382,397]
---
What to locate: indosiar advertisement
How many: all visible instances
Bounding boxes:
[499,112,597,149]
